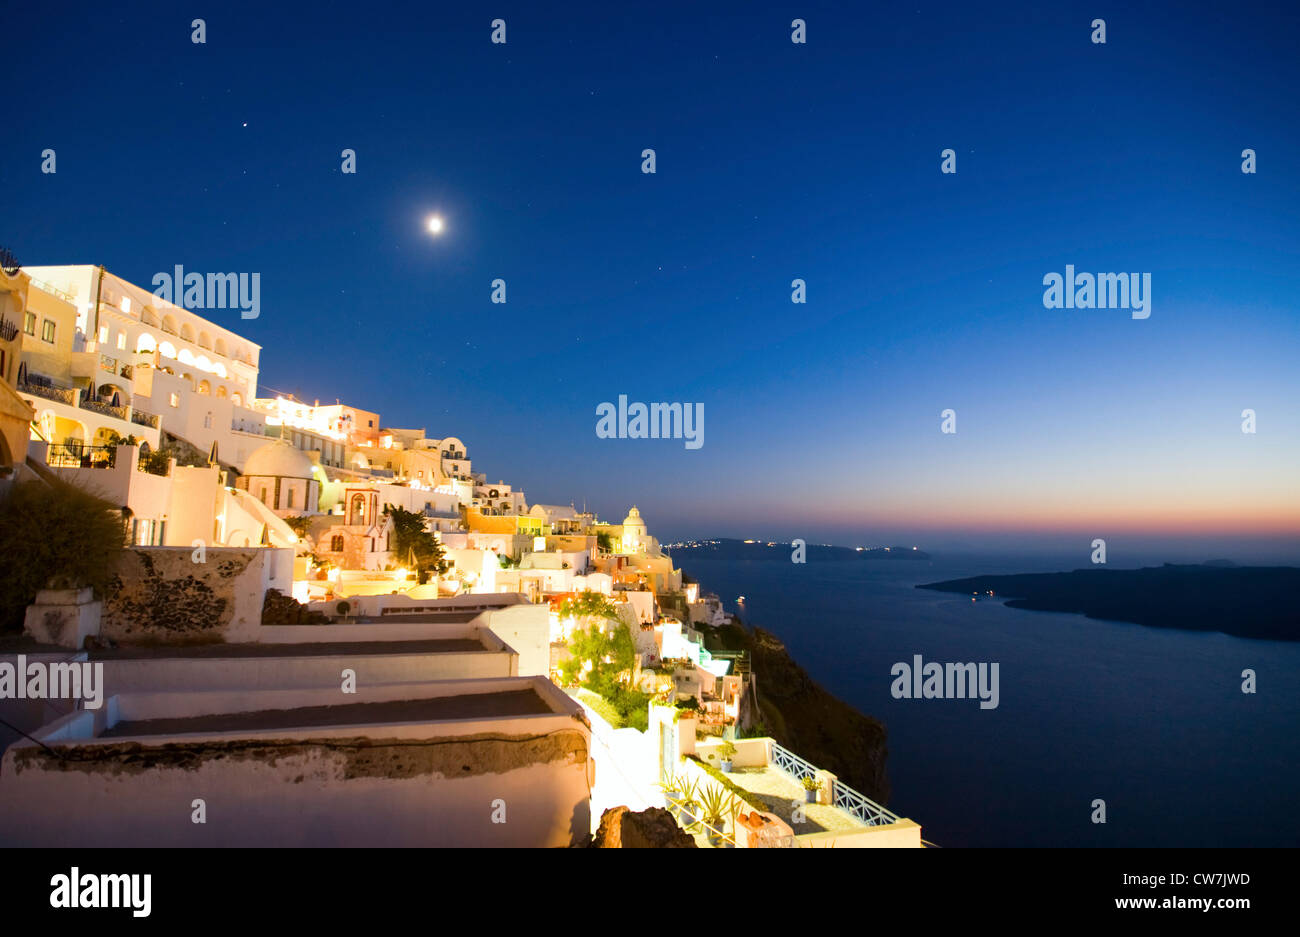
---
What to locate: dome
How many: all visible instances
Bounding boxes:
[243,440,314,479]
[622,506,646,530]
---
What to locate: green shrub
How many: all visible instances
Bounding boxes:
[0,479,126,632]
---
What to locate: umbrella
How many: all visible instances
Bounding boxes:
[209,441,219,466]
[109,391,121,407]
[16,361,26,385]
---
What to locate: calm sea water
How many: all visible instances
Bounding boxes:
[675,551,1300,848]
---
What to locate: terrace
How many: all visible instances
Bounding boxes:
[654,706,923,848]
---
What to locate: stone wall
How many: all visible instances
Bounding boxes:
[100,546,291,644]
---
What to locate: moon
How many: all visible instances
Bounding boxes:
[426,215,445,235]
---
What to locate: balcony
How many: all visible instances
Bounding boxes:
[131,409,160,430]
[46,443,117,469]
[18,378,76,406]
[79,396,129,421]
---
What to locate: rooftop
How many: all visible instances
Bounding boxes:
[101,689,553,737]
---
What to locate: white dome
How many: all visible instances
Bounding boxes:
[622,506,646,530]
[243,441,314,479]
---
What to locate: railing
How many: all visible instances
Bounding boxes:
[131,409,160,429]
[832,780,902,827]
[27,277,74,303]
[79,397,130,421]
[47,443,116,469]
[769,742,818,784]
[769,741,902,827]
[18,380,77,406]
[0,317,17,342]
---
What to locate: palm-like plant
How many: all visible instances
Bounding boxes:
[697,784,737,846]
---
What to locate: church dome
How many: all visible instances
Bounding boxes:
[622,506,646,530]
[243,440,314,479]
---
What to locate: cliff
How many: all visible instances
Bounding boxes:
[707,619,890,805]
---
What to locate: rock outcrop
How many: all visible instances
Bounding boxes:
[590,806,697,848]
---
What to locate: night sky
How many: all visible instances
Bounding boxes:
[4,1,1298,558]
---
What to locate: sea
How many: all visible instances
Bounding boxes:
[673,550,1300,848]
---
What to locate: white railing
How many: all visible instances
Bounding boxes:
[769,741,901,827]
[769,741,817,783]
[832,780,902,827]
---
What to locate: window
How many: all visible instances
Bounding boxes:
[41,320,55,343]
[98,326,109,343]
[116,332,126,350]
[169,392,180,407]
[23,312,35,335]
[331,535,344,552]
[203,412,212,429]
[260,487,269,504]
[286,489,295,509]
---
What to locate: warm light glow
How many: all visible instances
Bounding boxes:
[426,216,445,235]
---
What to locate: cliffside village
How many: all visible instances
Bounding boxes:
[0,264,922,847]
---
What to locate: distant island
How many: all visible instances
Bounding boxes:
[918,564,1300,642]
[667,538,930,561]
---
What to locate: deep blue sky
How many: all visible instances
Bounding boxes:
[4,1,1298,558]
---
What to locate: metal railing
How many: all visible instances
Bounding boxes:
[79,397,129,421]
[769,741,817,783]
[47,443,116,469]
[769,741,902,827]
[831,780,902,827]
[18,380,76,406]
[131,409,160,429]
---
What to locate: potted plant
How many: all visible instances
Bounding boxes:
[801,775,820,804]
[656,772,682,815]
[718,740,737,773]
[675,776,702,831]
[698,784,735,847]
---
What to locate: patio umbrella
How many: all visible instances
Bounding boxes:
[208,441,219,466]
[109,391,122,407]
[16,361,26,385]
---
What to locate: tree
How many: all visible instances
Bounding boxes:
[283,515,312,539]
[384,505,447,584]
[556,616,636,696]
[558,589,620,626]
[0,478,126,631]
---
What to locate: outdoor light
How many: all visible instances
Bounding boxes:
[426,216,445,235]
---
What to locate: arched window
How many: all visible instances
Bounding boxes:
[331,535,344,552]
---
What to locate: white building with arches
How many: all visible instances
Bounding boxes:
[18,265,270,470]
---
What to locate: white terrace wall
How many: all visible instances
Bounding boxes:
[100,546,292,644]
[0,679,592,847]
